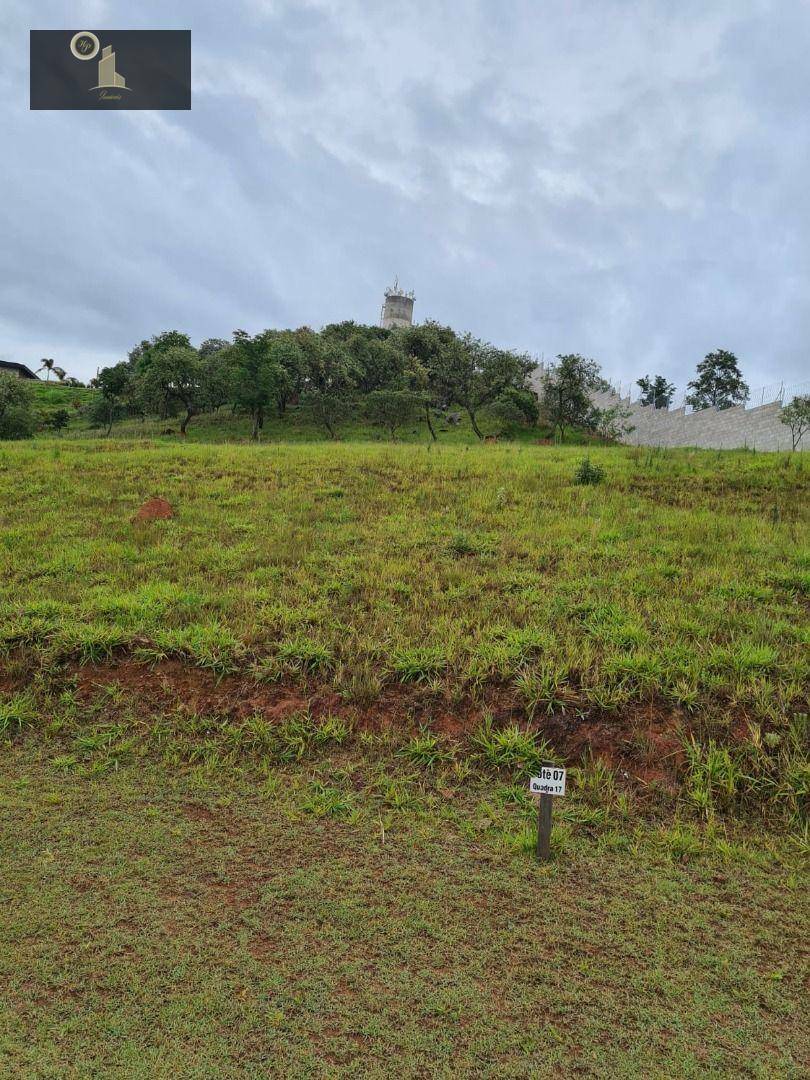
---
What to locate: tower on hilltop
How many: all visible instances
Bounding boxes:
[380,278,415,330]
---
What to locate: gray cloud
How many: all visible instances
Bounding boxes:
[1,0,808,393]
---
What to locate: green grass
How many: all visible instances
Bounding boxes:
[1,435,808,1072]
[0,439,807,813]
[1,439,806,702]
[30,382,93,409]
[65,401,580,445]
[0,741,806,1077]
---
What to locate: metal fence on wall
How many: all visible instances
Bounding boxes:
[609,378,809,414]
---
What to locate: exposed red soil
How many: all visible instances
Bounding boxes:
[30,656,692,789]
[131,497,174,523]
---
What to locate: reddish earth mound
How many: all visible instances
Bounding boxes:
[132,497,174,523]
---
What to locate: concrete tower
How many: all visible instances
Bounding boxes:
[380,278,415,330]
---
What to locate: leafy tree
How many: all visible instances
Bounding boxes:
[297,332,359,438]
[780,395,810,450]
[90,362,134,435]
[63,377,85,388]
[46,407,71,435]
[322,322,405,395]
[268,331,305,416]
[128,330,192,372]
[430,331,534,439]
[540,354,608,441]
[400,322,460,440]
[588,402,634,441]
[486,386,540,430]
[53,367,66,382]
[0,375,36,439]
[198,338,229,360]
[402,358,439,440]
[637,374,675,409]
[137,346,207,435]
[199,348,232,414]
[226,330,300,438]
[686,349,748,410]
[363,388,424,439]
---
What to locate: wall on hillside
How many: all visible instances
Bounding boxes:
[587,389,800,451]
[529,365,803,450]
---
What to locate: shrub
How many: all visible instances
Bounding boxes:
[0,375,36,439]
[574,458,605,485]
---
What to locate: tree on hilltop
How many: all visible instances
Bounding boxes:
[322,322,405,396]
[137,346,208,435]
[37,358,56,381]
[296,332,360,438]
[129,331,193,372]
[429,331,534,439]
[400,322,461,440]
[90,362,134,435]
[637,374,675,409]
[363,387,424,439]
[539,354,609,441]
[226,329,303,438]
[686,349,748,410]
[198,338,230,359]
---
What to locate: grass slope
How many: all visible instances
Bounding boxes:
[2,439,806,715]
[67,403,583,445]
[1,437,808,1073]
[30,382,92,409]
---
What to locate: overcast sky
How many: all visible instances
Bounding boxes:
[2,1,809,393]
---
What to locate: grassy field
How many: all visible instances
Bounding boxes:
[1,737,807,1077]
[0,436,808,1073]
[1,438,808,809]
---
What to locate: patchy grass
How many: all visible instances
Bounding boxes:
[0,742,806,1076]
[0,437,807,814]
[0,435,807,1072]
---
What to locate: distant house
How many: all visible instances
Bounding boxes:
[0,360,40,380]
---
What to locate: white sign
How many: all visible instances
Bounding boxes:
[530,766,566,797]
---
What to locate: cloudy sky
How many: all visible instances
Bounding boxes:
[2,1,809,393]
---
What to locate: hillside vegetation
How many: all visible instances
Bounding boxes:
[2,436,808,1074]
[1,438,806,819]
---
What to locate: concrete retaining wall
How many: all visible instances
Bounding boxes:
[529,364,804,450]
[586,389,801,451]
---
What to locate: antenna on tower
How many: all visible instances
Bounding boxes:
[380,278,415,329]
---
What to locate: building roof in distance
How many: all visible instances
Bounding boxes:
[0,360,40,380]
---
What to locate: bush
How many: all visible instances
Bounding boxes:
[363,388,424,439]
[44,407,71,434]
[574,457,605,485]
[0,376,36,439]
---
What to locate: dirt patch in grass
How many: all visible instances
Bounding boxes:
[18,655,697,789]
